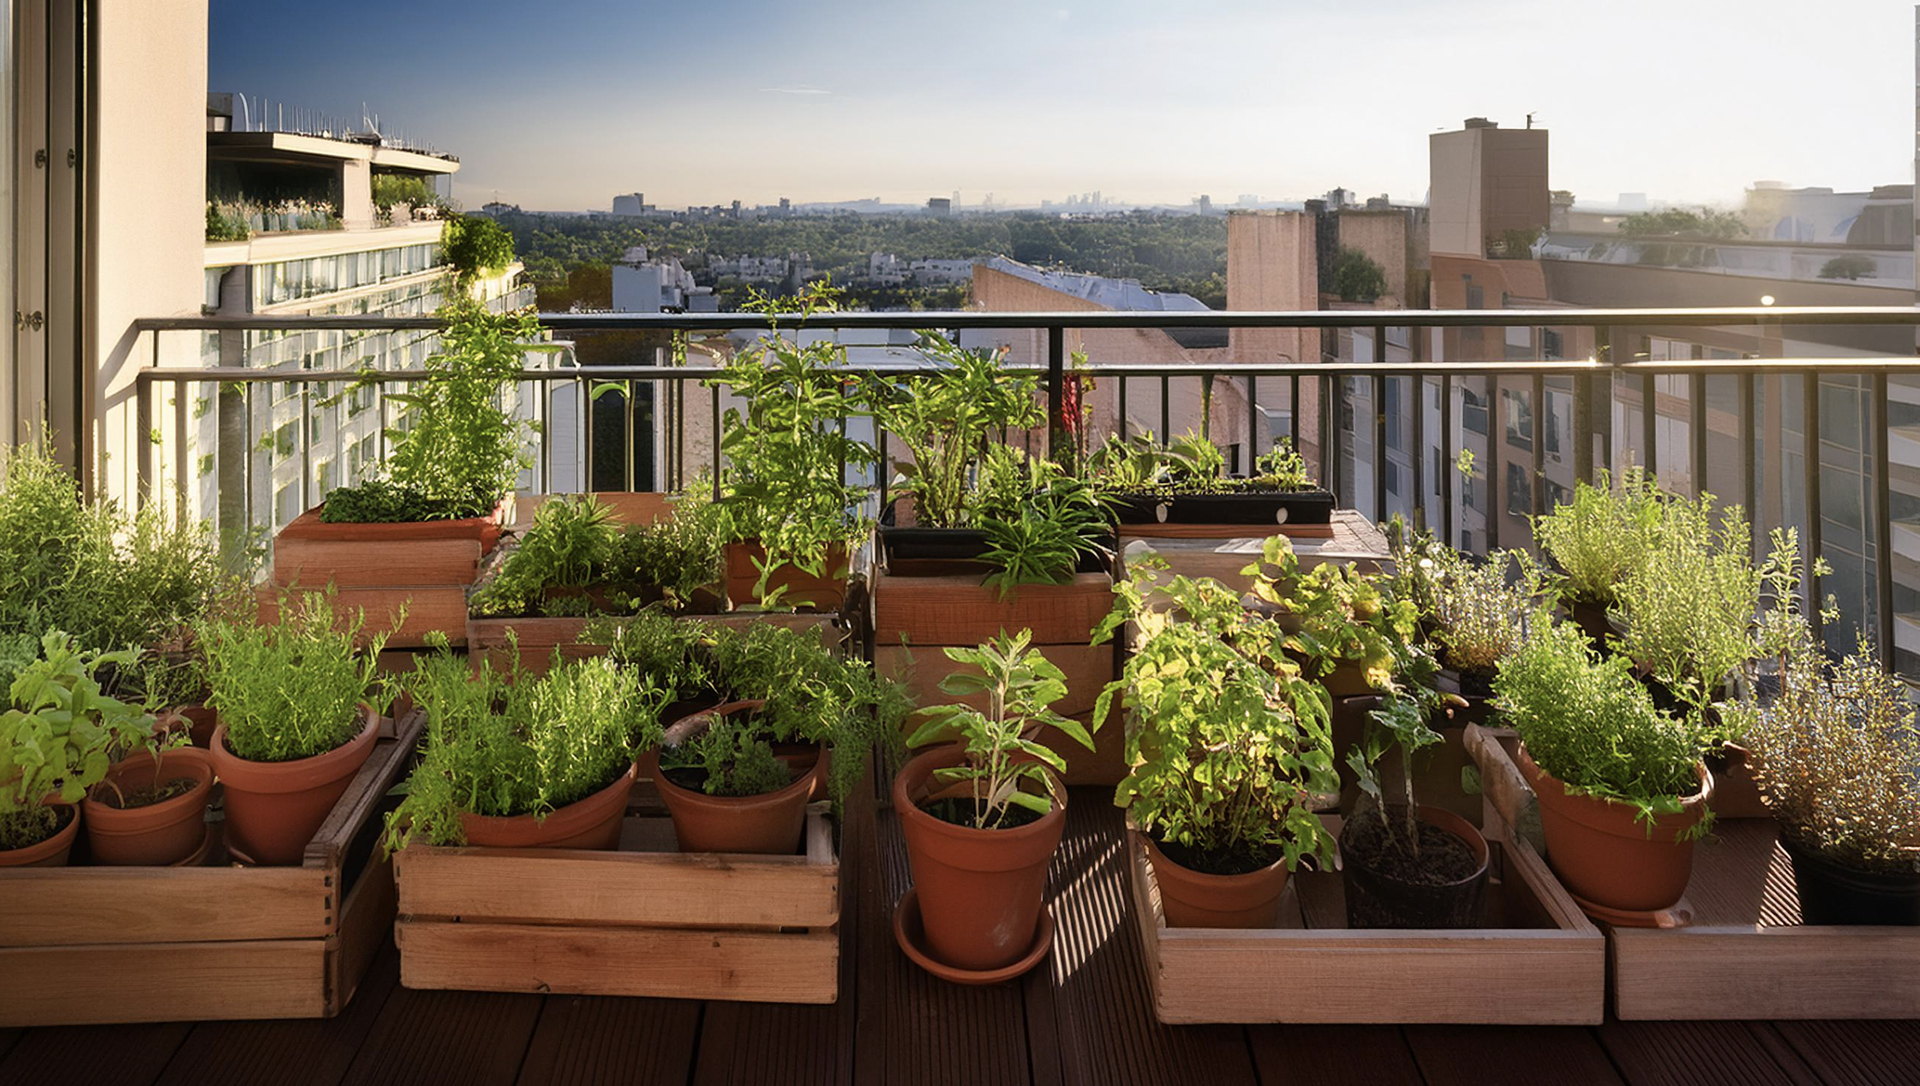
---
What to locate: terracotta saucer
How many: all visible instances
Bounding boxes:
[1569,890,1693,929]
[892,888,1055,986]
[169,823,214,868]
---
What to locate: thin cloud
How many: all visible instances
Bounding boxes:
[762,85,832,96]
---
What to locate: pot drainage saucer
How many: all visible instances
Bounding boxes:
[892,887,1055,985]
[169,824,215,867]
[1568,890,1693,929]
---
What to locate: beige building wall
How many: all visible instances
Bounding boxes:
[1429,122,1550,259]
[1335,210,1410,305]
[1225,210,1322,468]
[91,0,209,503]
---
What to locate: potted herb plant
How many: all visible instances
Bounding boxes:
[1095,560,1337,928]
[1492,614,1715,917]
[1244,534,1405,699]
[384,647,665,852]
[1531,465,1664,646]
[199,591,392,865]
[712,283,877,611]
[643,620,906,854]
[1090,430,1333,528]
[1341,652,1490,929]
[893,631,1093,979]
[0,633,160,867]
[1731,633,1919,925]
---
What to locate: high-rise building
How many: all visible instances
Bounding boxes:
[1428,117,1549,259]
[612,193,645,216]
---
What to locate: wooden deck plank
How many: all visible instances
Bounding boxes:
[0,1021,190,1086]
[1247,1025,1424,1086]
[150,940,403,1086]
[1405,1026,1624,1086]
[1771,1020,1920,1086]
[513,995,699,1086]
[337,983,543,1086]
[1044,795,1260,1086]
[1596,1020,1820,1086]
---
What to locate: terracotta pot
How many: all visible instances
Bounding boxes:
[1516,743,1713,913]
[457,762,636,850]
[892,745,1065,972]
[81,747,215,865]
[1339,805,1490,929]
[1141,831,1292,929]
[724,540,848,612]
[208,705,380,866]
[645,701,822,854]
[284,500,508,556]
[0,800,80,868]
[171,704,218,749]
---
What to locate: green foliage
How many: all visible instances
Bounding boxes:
[713,282,877,599]
[0,442,232,668]
[1244,535,1413,693]
[443,215,516,282]
[371,174,439,213]
[1087,431,1316,496]
[1095,556,1337,872]
[1818,255,1877,281]
[607,489,726,612]
[1620,207,1747,240]
[676,709,796,798]
[1429,549,1544,680]
[1493,614,1711,829]
[468,496,617,618]
[205,201,251,242]
[1531,466,1665,608]
[1253,441,1312,491]
[972,447,1111,601]
[317,478,483,524]
[867,334,1041,528]
[1347,659,1450,856]
[384,648,665,850]
[1331,247,1388,301]
[199,591,389,763]
[1735,632,1919,875]
[907,631,1093,829]
[0,632,158,848]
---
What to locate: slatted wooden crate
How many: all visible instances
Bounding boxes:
[0,711,422,1027]
[1117,510,1393,595]
[871,564,1125,785]
[393,785,840,1004]
[468,610,848,674]
[1129,802,1604,1025]
[1467,727,1920,1020]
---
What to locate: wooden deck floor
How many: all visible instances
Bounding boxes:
[3,791,1915,1086]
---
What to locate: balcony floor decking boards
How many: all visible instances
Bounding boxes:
[4,787,1920,1086]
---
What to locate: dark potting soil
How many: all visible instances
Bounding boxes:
[97,777,197,811]
[1342,814,1480,887]
[920,797,1044,831]
[0,804,67,851]
[1154,834,1286,878]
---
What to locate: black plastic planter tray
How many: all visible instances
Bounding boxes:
[1107,489,1336,527]
[878,504,1111,571]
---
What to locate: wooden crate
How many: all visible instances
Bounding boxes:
[514,490,675,527]
[1119,510,1393,596]
[0,711,422,1027]
[468,611,848,674]
[270,505,506,648]
[393,783,840,1004]
[1129,804,1604,1025]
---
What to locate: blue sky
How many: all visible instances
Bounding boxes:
[210,0,1915,212]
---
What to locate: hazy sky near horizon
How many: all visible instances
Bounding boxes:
[210,0,1913,212]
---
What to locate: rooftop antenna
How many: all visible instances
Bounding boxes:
[1526,111,1536,129]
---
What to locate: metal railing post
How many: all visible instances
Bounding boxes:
[1372,325,1387,521]
[1440,374,1454,547]
[135,373,152,512]
[1873,373,1894,662]
[1046,325,1067,463]
[1804,371,1824,644]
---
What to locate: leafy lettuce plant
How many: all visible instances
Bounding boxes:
[908,631,1094,829]
[199,590,390,762]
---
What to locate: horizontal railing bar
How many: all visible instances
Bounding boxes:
[134,305,1920,334]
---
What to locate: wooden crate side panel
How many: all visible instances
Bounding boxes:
[395,847,839,929]
[273,537,482,589]
[1610,927,1920,1020]
[1464,724,1544,855]
[395,920,838,1004]
[0,939,328,1027]
[873,571,1112,646]
[259,586,471,648]
[0,866,331,948]
[306,711,423,869]
[517,492,675,527]
[327,853,397,1016]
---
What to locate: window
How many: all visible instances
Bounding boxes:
[1504,388,1533,451]
[1505,462,1532,516]
[274,482,301,527]
[1462,387,1488,435]
[1541,328,1564,361]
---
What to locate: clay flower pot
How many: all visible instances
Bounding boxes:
[1516,743,1713,914]
[208,704,380,866]
[156,704,217,749]
[1339,805,1490,929]
[0,800,80,868]
[894,745,1065,973]
[1779,834,1920,926]
[457,762,636,850]
[81,747,215,865]
[645,701,822,855]
[1141,831,1292,929]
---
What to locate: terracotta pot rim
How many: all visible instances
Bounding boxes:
[81,747,215,829]
[645,718,823,814]
[1340,804,1491,891]
[208,704,380,794]
[1515,743,1714,834]
[1139,826,1290,886]
[0,798,80,865]
[456,761,637,844]
[893,745,1065,850]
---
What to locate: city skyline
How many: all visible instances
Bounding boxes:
[210,0,1912,212]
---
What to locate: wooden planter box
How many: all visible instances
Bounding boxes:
[1129,803,1604,1025]
[724,541,851,613]
[514,490,674,528]
[469,611,847,675]
[0,711,422,1027]
[1117,510,1392,595]
[1467,728,1920,1020]
[872,564,1125,785]
[270,503,508,648]
[393,784,840,1004]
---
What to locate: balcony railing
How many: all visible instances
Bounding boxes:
[132,305,1920,672]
